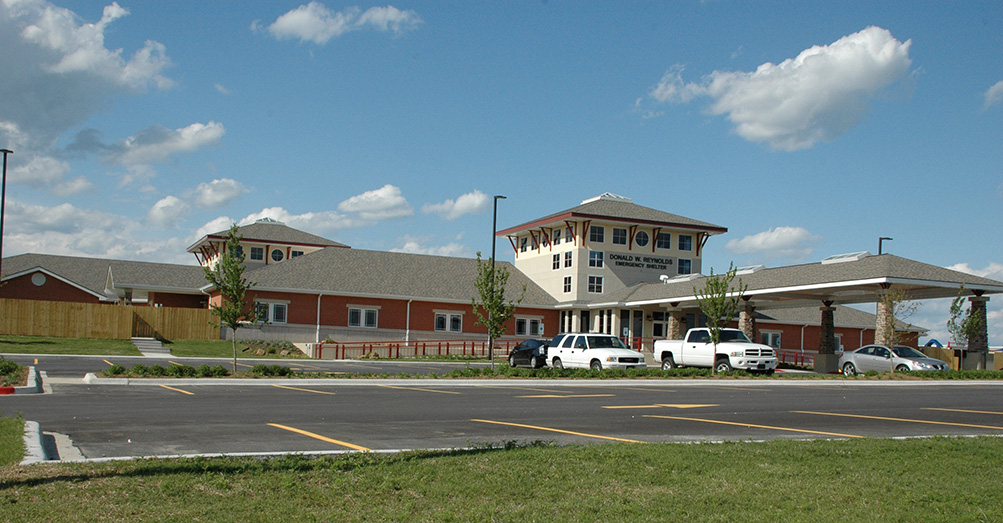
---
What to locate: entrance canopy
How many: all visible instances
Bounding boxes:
[597,253,1003,311]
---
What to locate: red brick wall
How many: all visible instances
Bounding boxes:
[1,271,101,303]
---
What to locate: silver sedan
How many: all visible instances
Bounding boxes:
[839,345,950,375]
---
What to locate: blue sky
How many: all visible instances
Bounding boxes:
[2,0,1001,343]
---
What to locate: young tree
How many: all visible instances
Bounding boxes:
[876,287,919,373]
[947,285,985,368]
[471,252,525,361]
[203,224,266,372]
[694,263,748,375]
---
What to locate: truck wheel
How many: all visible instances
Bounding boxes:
[590,360,603,371]
[553,358,564,370]
[842,362,857,376]
[661,357,676,370]
[715,359,733,373]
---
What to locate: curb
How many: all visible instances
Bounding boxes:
[20,420,50,465]
[2,367,44,394]
[80,373,1003,387]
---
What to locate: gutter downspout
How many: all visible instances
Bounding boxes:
[405,299,413,348]
[800,324,807,353]
[315,293,327,344]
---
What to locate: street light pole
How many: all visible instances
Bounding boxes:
[878,237,892,255]
[0,149,12,282]
[488,195,506,364]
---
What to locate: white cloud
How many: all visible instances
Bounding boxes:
[725,226,821,262]
[984,80,1003,110]
[337,184,413,221]
[214,83,231,95]
[240,207,363,235]
[263,2,421,45]
[946,262,1003,282]
[7,155,93,196]
[391,237,471,257]
[0,1,174,150]
[421,190,489,220]
[108,121,225,165]
[192,178,247,209]
[147,195,190,228]
[647,26,912,151]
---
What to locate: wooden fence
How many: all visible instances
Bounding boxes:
[0,298,219,340]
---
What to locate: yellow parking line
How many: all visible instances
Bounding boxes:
[604,404,719,410]
[644,414,865,439]
[618,387,678,393]
[517,394,615,399]
[103,359,114,366]
[707,386,768,392]
[158,384,194,396]
[168,360,184,366]
[478,386,578,394]
[795,411,1003,431]
[378,385,460,395]
[923,407,1003,416]
[271,384,336,395]
[472,419,645,443]
[267,423,370,451]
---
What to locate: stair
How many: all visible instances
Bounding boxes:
[132,337,171,356]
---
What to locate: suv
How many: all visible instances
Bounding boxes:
[547,333,646,371]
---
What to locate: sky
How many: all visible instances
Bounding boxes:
[1,0,1001,344]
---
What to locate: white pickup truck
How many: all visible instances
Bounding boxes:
[653,328,778,374]
[547,333,646,371]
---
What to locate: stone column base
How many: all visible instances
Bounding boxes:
[814,353,840,374]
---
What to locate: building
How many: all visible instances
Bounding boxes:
[4,195,1000,364]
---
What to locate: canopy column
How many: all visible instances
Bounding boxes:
[816,301,838,374]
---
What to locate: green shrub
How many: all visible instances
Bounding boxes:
[128,364,149,376]
[0,359,20,376]
[166,364,196,377]
[195,364,230,377]
[148,365,166,376]
[249,364,293,377]
[103,364,126,376]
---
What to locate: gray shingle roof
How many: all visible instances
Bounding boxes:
[593,254,1003,307]
[498,196,727,235]
[188,219,348,252]
[243,248,557,306]
[1,253,206,295]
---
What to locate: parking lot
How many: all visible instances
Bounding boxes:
[4,357,1003,461]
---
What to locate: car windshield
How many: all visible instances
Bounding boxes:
[587,336,628,349]
[892,346,926,358]
[719,330,751,343]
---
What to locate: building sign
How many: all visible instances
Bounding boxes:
[608,253,674,271]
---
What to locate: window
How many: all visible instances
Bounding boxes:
[564,251,573,268]
[679,234,693,251]
[541,233,549,247]
[588,275,603,293]
[761,331,782,349]
[250,247,264,261]
[348,307,378,328]
[291,250,304,258]
[678,259,692,275]
[612,228,627,245]
[656,232,671,249]
[232,246,244,260]
[563,276,572,293]
[270,249,284,262]
[519,237,527,252]
[255,302,288,324]
[435,312,463,333]
[564,227,573,243]
[553,228,561,245]
[516,317,543,336]
[552,254,560,270]
[589,250,603,268]
[589,225,604,243]
[635,230,649,247]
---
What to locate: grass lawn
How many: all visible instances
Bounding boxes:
[0,335,139,356]
[1,434,1001,521]
[0,415,24,467]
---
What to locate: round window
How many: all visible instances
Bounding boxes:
[635,231,649,247]
[271,249,284,262]
[31,273,47,286]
